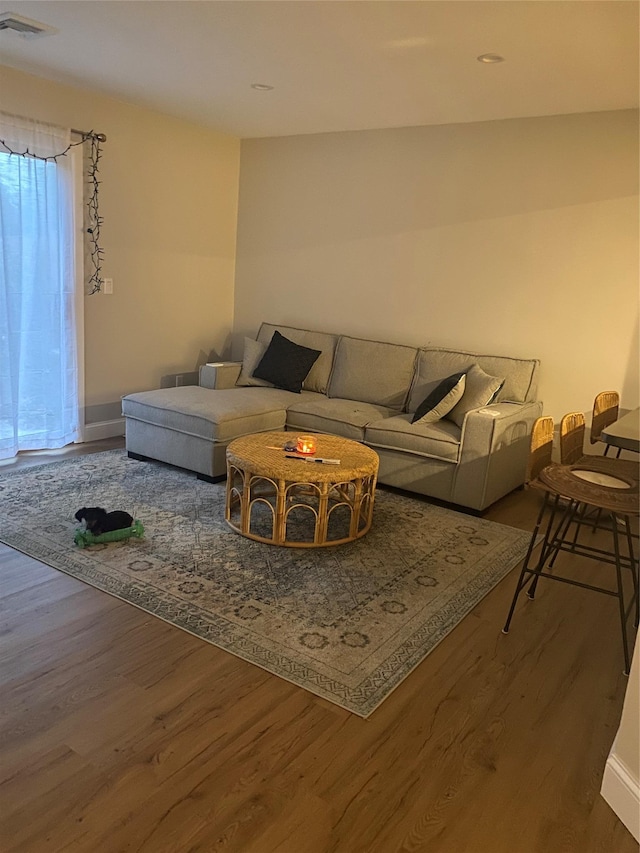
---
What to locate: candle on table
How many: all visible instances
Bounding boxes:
[296,435,317,455]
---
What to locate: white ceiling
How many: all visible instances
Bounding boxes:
[0,1,638,139]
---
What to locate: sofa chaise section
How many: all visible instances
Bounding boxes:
[122,384,305,480]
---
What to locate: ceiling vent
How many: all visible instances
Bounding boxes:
[0,12,58,38]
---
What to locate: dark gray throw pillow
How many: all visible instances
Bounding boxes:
[253,330,321,393]
[411,371,467,424]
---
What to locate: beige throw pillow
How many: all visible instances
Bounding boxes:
[446,363,504,427]
[412,373,466,425]
[235,338,274,387]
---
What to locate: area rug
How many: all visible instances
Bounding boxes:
[0,450,530,717]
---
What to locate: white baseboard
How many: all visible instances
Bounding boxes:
[82,418,125,442]
[601,754,640,842]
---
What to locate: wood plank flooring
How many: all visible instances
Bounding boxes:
[0,440,637,852]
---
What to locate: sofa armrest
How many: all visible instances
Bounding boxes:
[199,362,241,390]
[453,401,543,510]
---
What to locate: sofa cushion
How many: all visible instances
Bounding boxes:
[408,348,539,411]
[236,337,273,388]
[253,331,321,393]
[121,386,298,443]
[257,323,339,394]
[328,335,418,411]
[446,364,504,428]
[285,396,396,442]
[412,372,466,425]
[365,414,461,463]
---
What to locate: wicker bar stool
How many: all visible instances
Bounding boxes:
[559,410,638,480]
[560,411,586,465]
[591,391,621,458]
[502,458,639,675]
[559,410,639,534]
[501,417,565,613]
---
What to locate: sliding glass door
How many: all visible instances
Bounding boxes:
[0,113,83,460]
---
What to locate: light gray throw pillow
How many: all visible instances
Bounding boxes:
[413,374,466,425]
[236,338,274,387]
[446,363,504,427]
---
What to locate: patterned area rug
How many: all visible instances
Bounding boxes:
[0,450,531,717]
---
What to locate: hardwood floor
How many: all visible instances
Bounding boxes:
[1,440,637,852]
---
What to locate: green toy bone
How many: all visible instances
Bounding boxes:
[74,519,144,548]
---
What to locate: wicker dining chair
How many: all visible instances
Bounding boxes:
[591,391,621,457]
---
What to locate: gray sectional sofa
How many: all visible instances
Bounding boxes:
[121,323,542,512]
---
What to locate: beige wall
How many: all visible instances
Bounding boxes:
[2,64,638,427]
[0,64,240,425]
[602,630,640,841]
[614,629,640,784]
[235,111,639,422]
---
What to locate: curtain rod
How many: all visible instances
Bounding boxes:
[71,128,107,142]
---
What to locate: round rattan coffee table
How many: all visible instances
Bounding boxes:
[225,431,379,547]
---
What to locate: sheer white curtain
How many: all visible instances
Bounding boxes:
[0,111,81,460]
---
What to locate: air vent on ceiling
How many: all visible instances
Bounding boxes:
[0,12,58,38]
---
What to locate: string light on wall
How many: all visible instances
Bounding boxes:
[0,127,107,294]
[82,131,107,294]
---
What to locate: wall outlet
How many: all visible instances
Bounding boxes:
[102,278,113,294]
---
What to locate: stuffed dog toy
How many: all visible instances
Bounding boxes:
[74,507,134,536]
